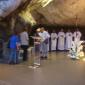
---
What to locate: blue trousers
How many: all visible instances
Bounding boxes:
[9,48,17,63]
[40,42,48,57]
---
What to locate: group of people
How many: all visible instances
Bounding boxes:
[7,26,82,65]
[8,28,29,64]
[32,27,82,67]
[34,27,50,60]
[51,28,82,51]
[30,27,50,67]
[8,27,50,65]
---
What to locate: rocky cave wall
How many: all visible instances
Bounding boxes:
[32,0,85,26]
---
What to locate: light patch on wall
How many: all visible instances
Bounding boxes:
[36,0,85,25]
[19,11,36,25]
[19,0,53,25]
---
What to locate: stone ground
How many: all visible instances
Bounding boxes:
[0,52,85,85]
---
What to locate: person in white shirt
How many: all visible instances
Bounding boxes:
[20,28,29,61]
[32,28,42,67]
[38,27,50,59]
[65,29,73,50]
[58,29,65,51]
[73,28,82,42]
[51,30,57,51]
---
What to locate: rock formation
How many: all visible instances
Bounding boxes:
[33,0,85,26]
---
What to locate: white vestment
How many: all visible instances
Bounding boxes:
[73,31,82,42]
[39,31,50,42]
[65,32,73,50]
[39,31,50,57]
[44,31,50,51]
[51,33,57,51]
[58,32,65,50]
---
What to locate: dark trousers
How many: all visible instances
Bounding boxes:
[21,45,28,61]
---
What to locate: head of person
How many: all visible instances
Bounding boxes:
[67,29,70,32]
[40,27,45,32]
[76,28,79,31]
[22,26,27,32]
[52,30,56,33]
[13,28,17,34]
[10,30,16,37]
[60,28,63,32]
[35,28,40,36]
[36,28,41,33]
[46,29,48,32]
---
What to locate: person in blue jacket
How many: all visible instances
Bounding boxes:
[8,32,20,64]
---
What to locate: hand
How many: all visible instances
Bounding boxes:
[61,35,63,37]
[53,37,56,40]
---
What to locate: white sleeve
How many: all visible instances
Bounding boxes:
[65,33,67,37]
[55,34,58,38]
[25,33,29,40]
[71,33,73,37]
[58,32,60,37]
[38,33,45,41]
[63,33,65,37]
[46,32,50,38]
[44,31,50,39]
[73,32,76,37]
[79,32,82,37]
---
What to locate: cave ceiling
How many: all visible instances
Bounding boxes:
[35,0,85,26]
[0,0,85,26]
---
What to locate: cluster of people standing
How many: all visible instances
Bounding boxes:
[8,27,50,65]
[33,27,50,59]
[7,26,82,65]
[30,27,50,67]
[8,28,29,64]
[50,28,82,51]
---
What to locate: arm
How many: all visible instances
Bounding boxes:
[25,32,29,41]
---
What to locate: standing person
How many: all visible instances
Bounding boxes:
[20,28,29,61]
[73,28,82,42]
[51,30,57,51]
[38,27,50,59]
[58,29,65,51]
[8,32,20,64]
[33,29,42,67]
[65,29,73,50]
[29,28,42,69]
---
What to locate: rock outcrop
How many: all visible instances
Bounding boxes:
[32,0,85,26]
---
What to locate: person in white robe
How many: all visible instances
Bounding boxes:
[38,27,50,59]
[73,28,82,42]
[58,29,65,51]
[65,29,73,50]
[51,30,57,51]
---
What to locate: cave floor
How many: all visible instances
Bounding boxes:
[0,52,85,85]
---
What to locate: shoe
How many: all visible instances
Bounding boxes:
[44,56,47,59]
[29,65,39,69]
[8,62,12,64]
[9,62,16,65]
[40,56,44,60]
[33,65,39,69]
[34,63,40,66]
[16,62,19,64]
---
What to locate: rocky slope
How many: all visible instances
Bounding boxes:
[32,0,85,26]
